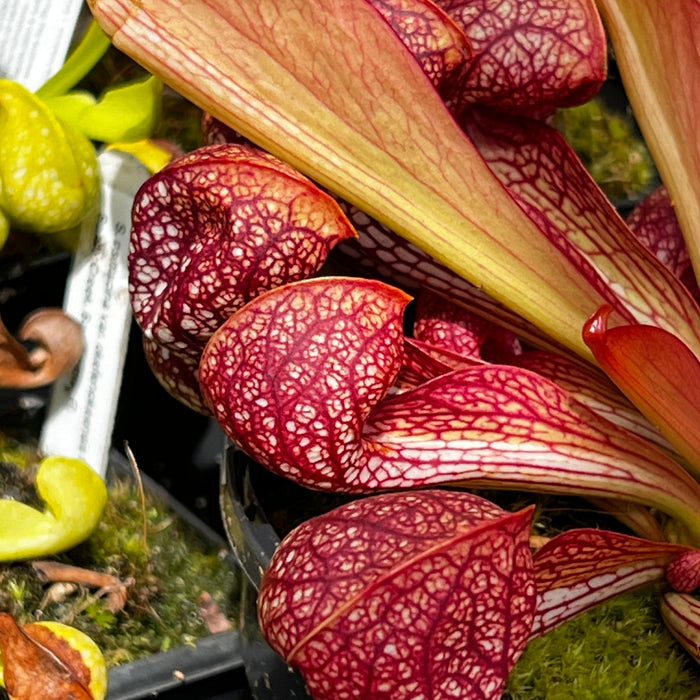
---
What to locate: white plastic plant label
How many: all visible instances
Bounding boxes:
[40,150,149,477]
[0,0,86,90]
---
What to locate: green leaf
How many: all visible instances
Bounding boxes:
[44,75,163,143]
[36,20,111,99]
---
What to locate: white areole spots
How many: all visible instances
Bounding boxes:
[155,327,175,343]
[588,573,618,589]
[306,446,324,463]
[382,643,399,658]
[262,416,276,429]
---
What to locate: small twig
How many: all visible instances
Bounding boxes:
[39,582,79,612]
[198,592,233,634]
[33,560,119,587]
[123,441,149,553]
[32,560,133,613]
[147,515,175,534]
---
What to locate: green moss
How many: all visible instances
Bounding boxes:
[0,459,241,689]
[506,586,700,699]
[553,96,658,204]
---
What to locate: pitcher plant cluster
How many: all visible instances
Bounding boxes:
[87,0,700,697]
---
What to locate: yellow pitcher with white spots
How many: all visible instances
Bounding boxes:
[0,80,99,248]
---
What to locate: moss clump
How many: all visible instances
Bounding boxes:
[505,586,700,699]
[0,457,241,691]
[553,96,658,204]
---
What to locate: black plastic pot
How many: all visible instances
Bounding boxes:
[105,450,248,700]
[220,446,314,700]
